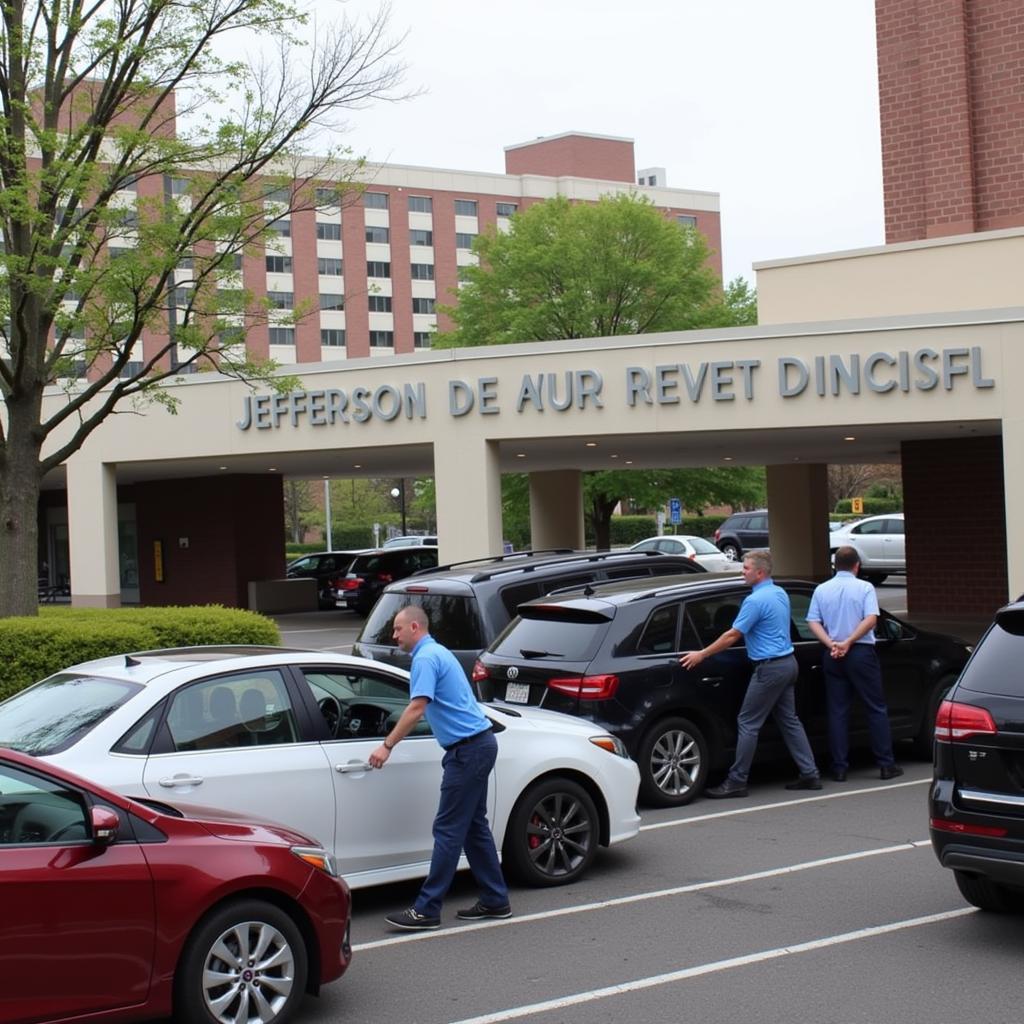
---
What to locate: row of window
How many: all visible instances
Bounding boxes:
[367,193,517,217]
[266,328,433,348]
[265,257,458,281]
[368,296,436,313]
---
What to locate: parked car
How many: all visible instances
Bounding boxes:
[713,510,769,561]
[828,512,905,584]
[0,747,351,1024]
[0,648,640,890]
[335,547,440,615]
[474,574,972,807]
[352,549,706,678]
[287,550,370,609]
[930,599,1024,913]
[382,535,438,548]
[630,535,740,572]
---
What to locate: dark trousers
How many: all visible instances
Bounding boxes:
[415,730,509,917]
[822,644,896,772]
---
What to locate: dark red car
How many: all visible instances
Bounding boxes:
[0,748,352,1024]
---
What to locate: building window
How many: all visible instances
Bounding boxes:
[317,257,343,276]
[365,225,390,244]
[222,252,243,271]
[676,214,698,228]
[366,260,391,278]
[268,327,295,345]
[177,254,194,270]
[264,187,290,205]
[368,330,394,347]
[410,263,435,280]
[170,177,191,196]
[266,255,292,273]
[321,329,346,347]
[409,195,433,213]
[454,199,478,216]
[316,222,342,240]
[267,291,293,309]
[218,326,245,348]
[409,229,433,246]
[413,331,433,348]
[455,233,476,250]
[364,191,389,210]
[496,202,517,216]
[267,218,291,237]
[412,297,435,314]
[118,360,145,378]
[319,292,345,311]
[368,295,392,312]
[316,186,341,206]
[172,286,193,307]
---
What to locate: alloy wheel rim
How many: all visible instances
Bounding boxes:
[525,792,594,877]
[651,729,701,795]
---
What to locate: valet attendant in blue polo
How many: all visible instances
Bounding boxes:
[369,604,511,930]
[680,549,821,798]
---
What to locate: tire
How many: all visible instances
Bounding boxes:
[502,777,599,887]
[912,674,957,760]
[174,899,308,1024]
[637,716,710,807]
[954,870,1024,913]
[862,573,888,585]
[720,542,741,562]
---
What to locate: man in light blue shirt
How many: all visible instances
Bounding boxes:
[369,605,510,930]
[807,546,901,782]
[681,549,820,798]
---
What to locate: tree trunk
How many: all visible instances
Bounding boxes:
[0,435,44,619]
[590,496,618,551]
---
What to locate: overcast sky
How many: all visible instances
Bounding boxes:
[320,0,884,286]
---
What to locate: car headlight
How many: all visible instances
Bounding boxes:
[590,735,630,758]
[291,845,338,876]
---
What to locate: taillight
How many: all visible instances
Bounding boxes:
[688,554,697,562]
[471,660,489,683]
[934,699,998,742]
[930,817,1008,838]
[713,528,721,542]
[377,572,393,583]
[340,578,362,591]
[548,674,619,700]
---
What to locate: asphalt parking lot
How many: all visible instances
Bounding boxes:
[268,583,1019,1024]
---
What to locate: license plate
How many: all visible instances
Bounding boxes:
[505,682,530,704]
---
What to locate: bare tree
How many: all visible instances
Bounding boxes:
[827,464,902,511]
[0,0,409,616]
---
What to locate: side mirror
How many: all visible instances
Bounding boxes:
[90,805,121,846]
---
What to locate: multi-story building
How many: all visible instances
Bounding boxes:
[250,131,721,365]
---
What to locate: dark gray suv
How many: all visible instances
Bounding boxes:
[713,510,769,562]
[351,549,706,678]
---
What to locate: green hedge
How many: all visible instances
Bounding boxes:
[584,515,729,547]
[833,498,903,515]
[0,606,280,701]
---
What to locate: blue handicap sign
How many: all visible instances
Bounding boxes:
[669,498,682,525]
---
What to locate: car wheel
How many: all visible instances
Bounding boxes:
[174,899,308,1024]
[503,777,599,887]
[720,543,741,562]
[954,870,1024,913]
[637,716,709,806]
[912,674,957,760]
[862,572,888,585]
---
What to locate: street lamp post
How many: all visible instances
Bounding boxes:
[390,481,407,535]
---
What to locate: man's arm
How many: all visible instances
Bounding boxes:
[679,628,743,670]
[807,620,833,648]
[832,614,878,657]
[368,696,430,768]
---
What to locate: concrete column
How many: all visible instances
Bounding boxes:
[1003,421,1024,601]
[529,470,585,552]
[434,438,503,563]
[765,463,831,578]
[66,456,121,607]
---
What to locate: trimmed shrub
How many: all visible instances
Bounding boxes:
[0,606,280,701]
[833,498,902,515]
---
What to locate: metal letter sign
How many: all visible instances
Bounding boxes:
[669,498,682,525]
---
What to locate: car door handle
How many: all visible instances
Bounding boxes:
[158,775,204,788]
[336,762,373,774]
[700,676,724,686]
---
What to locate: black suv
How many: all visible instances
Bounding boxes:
[351,549,705,677]
[930,600,1024,913]
[475,574,971,806]
[287,550,370,609]
[334,547,439,615]
[713,510,769,562]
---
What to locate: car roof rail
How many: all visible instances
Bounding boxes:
[415,548,577,576]
[466,549,694,584]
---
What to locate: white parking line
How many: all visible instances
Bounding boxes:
[448,907,975,1024]
[641,777,929,831]
[352,839,932,953]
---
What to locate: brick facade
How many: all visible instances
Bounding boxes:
[504,133,636,183]
[878,0,1024,242]
[902,436,1008,616]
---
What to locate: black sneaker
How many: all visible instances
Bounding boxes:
[785,774,823,791]
[879,764,904,780]
[456,900,513,921]
[385,907,441,931]
[705,778,749,799]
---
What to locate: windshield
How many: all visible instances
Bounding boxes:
[360,593,485,650]
[490,614,608,662]
[0,674,142,755]
[688,537,720,555]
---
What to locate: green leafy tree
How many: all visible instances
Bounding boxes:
[436,193,721,346]
[0,1,408,616]
[701,276,759,327]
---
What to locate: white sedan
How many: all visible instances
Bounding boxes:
[630,534,741,572]
[0,648,640,889]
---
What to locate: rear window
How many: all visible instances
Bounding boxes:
[491,613,609,662]
[957,623,1024,698]
[689,537,720,555]
[0,674,142,755]
[359,593,485,651]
